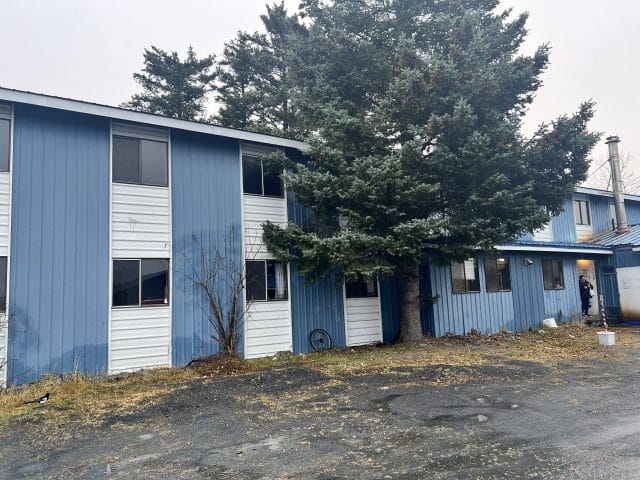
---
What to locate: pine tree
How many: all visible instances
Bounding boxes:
[215,2,303,135]
[124,46,216,121]
[261,0,600,341]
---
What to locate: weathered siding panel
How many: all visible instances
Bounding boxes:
[380,275,402,342]
[9,105,110,383]
[542,257,581,322]
[589,195,613,236]
[243,195,287,259]
[345,294,382,346]
[110,306,171,373]
[625,199,640,225]
[245,301,292,357]
[287,193,346,352]
[509,254,546,332]
[111,184,171,258]
[552,198,577,243]
[171,131,243,366]
[429,255,515,337]
[0,172,11,256]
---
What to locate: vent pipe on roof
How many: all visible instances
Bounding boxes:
[606,135,630,235]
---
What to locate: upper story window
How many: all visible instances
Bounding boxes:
[242,154,284,198]
[345,278,378,298]
[542,258,564,290]
[245,260,288,301]
[573,199,591,226]
[0,118,10,172]
[113,136,168,186]
[484,257,511,292]
[451,258,480,293]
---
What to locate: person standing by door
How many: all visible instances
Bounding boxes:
[579,275,593,317]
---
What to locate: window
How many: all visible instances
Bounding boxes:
[451,258,480,293]
[573,199,590,226]
[542,259,564,290]
[242,154,284,197]
[484,257,511,292]
[245,260,288,301]
[112,259,170,307]
[0,257,6,313]
[113,136,168,186]
[345,278,378,298]
[0,119,9,172]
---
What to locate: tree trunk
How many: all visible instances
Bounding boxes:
[399,268,423,343]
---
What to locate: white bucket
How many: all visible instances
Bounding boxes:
[597,331,616,346]
[542,318,558,329]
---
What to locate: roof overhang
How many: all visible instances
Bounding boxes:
[575,186,640,203]
[494,244,613,255]
[0,87,309,151]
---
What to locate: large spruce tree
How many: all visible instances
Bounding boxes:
[261,0,599,341]
[215,2,303,135]
[124,46,216,121]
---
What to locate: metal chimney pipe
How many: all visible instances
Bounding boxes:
[606,135,630,234]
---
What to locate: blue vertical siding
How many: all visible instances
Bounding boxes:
[428,255,515,336]
[9,105,110,384]
[588,195,613,235]
[509,254,546,331]
[552,198,577,243]
[380,275,401,342]
[624,199,640,225]
[287,193,346,352]
[542,257,581,322]
[171,131,242,366]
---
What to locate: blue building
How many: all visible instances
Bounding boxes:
[0,88,637,385]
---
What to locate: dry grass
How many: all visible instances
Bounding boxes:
[1,324,638,428]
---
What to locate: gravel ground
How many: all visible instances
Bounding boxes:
[1,352,640,479]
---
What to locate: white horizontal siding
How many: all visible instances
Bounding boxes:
[109,306,171,374]
[345,296,382,346]
[111,183,171,258]
[0,313,6,386]
[0,172,9,256]
[245,301,292,358]
[576,223,593,242]
[532,222,552,242]
[242,195,287,260]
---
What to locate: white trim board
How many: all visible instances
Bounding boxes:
[494,245,613,255]
[0,87,308,151]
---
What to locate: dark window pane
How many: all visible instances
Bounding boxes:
[345,278,378,298]
[574,200,591,225]
[0,257,7,313]
[485,257,511,292]
[0,119,10,172]
[263,163,284,197]
[140,140,168,186]
[266,260,288,300]
[246,260,266,301]
[451,258,480,293]
[113,260,140,306]
[141,259,169,305]
[113,136,140,183]
[242,155,263,194]
[542,259,564,290]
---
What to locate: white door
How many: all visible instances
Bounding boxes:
[344,280,383,346]
[576,259,599,315]
[616,266,640,320]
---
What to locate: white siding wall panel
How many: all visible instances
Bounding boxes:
[112,183,171,258]
[243,195,287,260]
[532,222,552,242]
[576,224,593,242]
[0,313,6,385]
[245,301,292,358]
[0,172,10,256]
[345,297,383,346]
[109,307,171,373]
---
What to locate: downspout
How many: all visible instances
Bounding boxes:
[606,135,630,234]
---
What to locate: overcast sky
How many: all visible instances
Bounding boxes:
[0,0,638,181]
